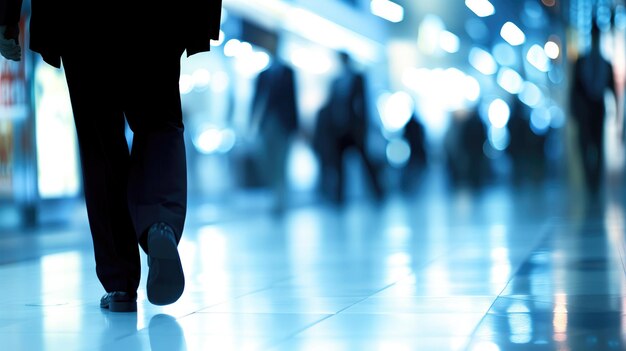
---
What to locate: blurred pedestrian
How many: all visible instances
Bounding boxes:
[506,98,547,185]
[569,20,617,194]
[0,0,223,311]
[249,40,299,214]
[312,99,335,201]
[400,112,427,193]
[323,51,384,204]
[444,105,490,189]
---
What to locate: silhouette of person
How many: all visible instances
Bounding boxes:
[0,0,223,311]
[569,20,617,194]
[506,98,547,185]
[249,40,299,214]
[312,99,335,201]
[323,51,384,204]
[445,105,489,189]
[400,112,427,193]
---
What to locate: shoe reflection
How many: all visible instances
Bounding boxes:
[149,314,186,351]
[100,311,142,350]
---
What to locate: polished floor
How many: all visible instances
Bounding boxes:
[1,174,626,350]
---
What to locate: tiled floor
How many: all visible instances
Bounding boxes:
[1,175,626,350]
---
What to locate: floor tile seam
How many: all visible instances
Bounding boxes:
[260,273,429,348]
[191,276,307,314]
[461,218,556,351]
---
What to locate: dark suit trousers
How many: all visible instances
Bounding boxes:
[61,44,187,293]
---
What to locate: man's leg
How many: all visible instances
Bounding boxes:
[62,53,141,295]
[123,47,187,305]
[123,49,187,248]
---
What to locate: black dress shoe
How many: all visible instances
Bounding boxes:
[146,222,185,306]
[100,291,137,312]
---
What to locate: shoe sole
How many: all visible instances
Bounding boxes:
[106,301,137,312]
[147,230,185,305]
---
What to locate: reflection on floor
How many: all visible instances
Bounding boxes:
[1,178,625,350]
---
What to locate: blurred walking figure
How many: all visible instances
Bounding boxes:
[0,0,222,311]
[444,105,490,189]
[250,41,299,214]
[400,112,427,193]
[317,51,384,204]
[569,20,617,195]
[506,98,547,185]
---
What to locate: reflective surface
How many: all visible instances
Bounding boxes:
[2,173,626,351]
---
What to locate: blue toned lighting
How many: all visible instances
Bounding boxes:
[386,138,411,168]
[497,68,523,94]
[489,126,510,151]
[500,22,526,46]
[465,0,495,17]
[549,105,565,129]
[469,47,497,75]
[519,82,543,107]
[530,107,551,134]
[493,42,517,66]
[440,31,460,53]
[371,0,405,23]
[527,44,550,72]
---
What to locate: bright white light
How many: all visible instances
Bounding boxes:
[192,69,211,90]
[519,82,543,107]
[217,128,236,153]
[371,0,405,23]
[179,74,193,94]
[488,98,510,128]
[544,40,560,59]
[195,127,222,154]
[289,48,332,74]
[210,30,225,47]
[469,341,501,351]
[285,8,379,62]
[211,71,230,93]
[465,0,495,17]
[379,91,414,133]
[223,39,241,57]
[500,22,526,46]
[497,68,523,94]
[418,15,445,54]
[288,139,319,191]
[440,31,460,53]
[386,138,411,167]
[527,44,550,72]
[464,75,481,101]
[194,127,237,154]
[234,50,271,78]
[469,47,497,75]
[402,67,481,112]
